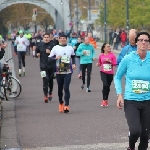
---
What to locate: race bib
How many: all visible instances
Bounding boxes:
[40,71,46,78]
[61,55,70,63]
[132,80,150,93]
[103,64,112,71]
[37,40,40,43]
[57,55,71,73]
[84,50,90,56]
[18,45,23,50]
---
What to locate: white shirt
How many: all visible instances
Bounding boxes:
[49,45,75,74]
[15,36,29,51]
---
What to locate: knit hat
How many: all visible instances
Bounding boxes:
[19,30,24,34]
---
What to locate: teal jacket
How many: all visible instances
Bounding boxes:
[114,51,150,101]
[76,43,95,64]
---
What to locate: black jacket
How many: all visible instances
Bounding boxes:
[35,41,55,69]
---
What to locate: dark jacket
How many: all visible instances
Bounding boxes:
[35,41,55,69]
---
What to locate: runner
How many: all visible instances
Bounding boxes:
[48,34,76,113]
[30,33,36,57]
[76,36,95,92]
[114,31,150,150]
[74,37,82,79]
[117,29,137,65]
[96,43,116,107]
[15,30,29,77]
[35,33,55,103]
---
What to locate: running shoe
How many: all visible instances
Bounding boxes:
[48,94,52,101]
[59,103,64,113]
[81,84,84,90]
[101,100,107,107]
[64,106,69,113]
[44,96,48,103]
[105,100,108,106]
[86,87,91,92]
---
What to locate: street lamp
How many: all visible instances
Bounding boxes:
[126,0,129,31]
[60,0,63,5]
[60,0,64,31]
[104,0,107,42]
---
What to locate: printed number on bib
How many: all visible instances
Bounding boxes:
[103,64,112,71]
[40,71,46,78]
[18,45,23,50]
[132,80,150,93]
[61,55,70,63]
[84,50,90,56]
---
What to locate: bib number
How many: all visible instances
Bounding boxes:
[103,64,112,71]
[84,50,90,56]
[40,71,46,78]
[18,45,23,50]
[132,80,150,93]
[57,55,71,73]
[61,55,70,63]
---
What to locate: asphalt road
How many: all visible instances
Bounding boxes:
[1,43,145,150]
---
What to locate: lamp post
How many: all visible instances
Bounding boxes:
[88,0,91,32]
[126,0,129,31]
[104,0,107,42]
[60,0,65,31]
[75,0,79,30]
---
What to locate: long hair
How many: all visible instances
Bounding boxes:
[101,43,107,53]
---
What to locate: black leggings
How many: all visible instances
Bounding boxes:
[56,73,72,106]
[42,68,54,97]
[81,63,92,88]
[100,71,113,100]
[17,51,26,69]
[124,100,150,150]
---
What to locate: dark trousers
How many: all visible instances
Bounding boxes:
[81,63,92,88]
[42,68,54,97]
[17,51,26,69]
[124,100,150,150]
[100,71,113,100]
[56,73,72,106]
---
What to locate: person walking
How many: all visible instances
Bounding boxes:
[96,43,116,107]
[74,37,82,79]
[114,31,150,150]
[15,30,29,77]
[76,36,95,92]
[35,33,55,103]
[113,29,120,50]
[48,34,76,113]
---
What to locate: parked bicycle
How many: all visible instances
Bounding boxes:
[0,58,22,100]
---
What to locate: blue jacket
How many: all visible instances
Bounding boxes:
[117,44,137,65]
[76,43,95,64]
[69,38,78,47]
[114,51,150,101]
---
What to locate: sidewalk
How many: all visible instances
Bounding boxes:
[0,42,21,149]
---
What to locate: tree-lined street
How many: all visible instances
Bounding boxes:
[1,42,141,150]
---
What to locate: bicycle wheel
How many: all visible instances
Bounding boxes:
[8,76,22,98]
[2,79,9,101]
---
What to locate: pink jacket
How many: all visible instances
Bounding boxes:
[98,52,116,74]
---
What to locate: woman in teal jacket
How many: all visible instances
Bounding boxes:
[76,36,95,92]
[114,31,150,150]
